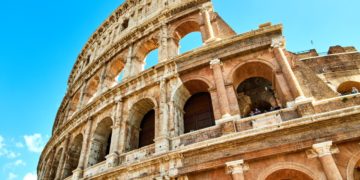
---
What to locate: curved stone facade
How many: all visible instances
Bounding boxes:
[39,0,360,179]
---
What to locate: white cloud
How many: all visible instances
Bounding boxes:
[14,159,26,166]
[24,134,45,153]
[23,172,37,180]
[0,135,21,159]
[15,142,24,148]
[7,172,18,180]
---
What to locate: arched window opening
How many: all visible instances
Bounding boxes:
[63,134,83,178]
[122,19,129,30]
[354,159,360,180]
[144,49,159,70]
[139,109,155,148]
[172,79,215,135]
[183,92,215,133]
[127,98,156,151]
[49,149,62,179]
[84,75,100,103]
[108,58,125,85]
[117,71,125,82]
[337,81,360,95]
[237,77,280,117]
[179,32,203,54]
[88,118,113,167]
[68,92,80,116]
[265,169,313,180]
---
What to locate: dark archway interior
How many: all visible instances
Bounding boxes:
[355,160,360,180]
[183,92,215,133]
[63,135,83,178]
[237,77,279,117]
[139,109,155,148]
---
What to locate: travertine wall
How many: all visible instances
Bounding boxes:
[38,0,360,179]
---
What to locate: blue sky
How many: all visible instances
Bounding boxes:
[0,0,359,179]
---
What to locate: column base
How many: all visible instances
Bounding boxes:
[105,152,119,167]
[154,137,170,155]
[72,168,83,180]
[215,114,241,125]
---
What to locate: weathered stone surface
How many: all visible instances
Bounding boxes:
[38,0,360,180]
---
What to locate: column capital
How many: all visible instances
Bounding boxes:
[271,36,285,48]
[225,159,249,174]
[312,141,334,157]
[210,59,222,68]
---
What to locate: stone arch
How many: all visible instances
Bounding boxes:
[42,152,55,180]
[230,60,276,89]
[337,81,360,95]
[230,61,285,116]
[346,150,360,180]
[106,54,126,85]
[257,162,325,180]
[63,133,83,179]
[171,79,215,135]
[88,117,113,167]
[83,74,101,103]
[68,91,81,116]
[133,34,160,71]
[126,98,157,151]
[48,148,63,180]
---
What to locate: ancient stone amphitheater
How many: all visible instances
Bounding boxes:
[38,0,360,179]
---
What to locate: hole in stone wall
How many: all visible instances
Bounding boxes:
[179,32,202,54]
[144,49,159,70]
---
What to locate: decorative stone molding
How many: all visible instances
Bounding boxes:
[306,141,339,158]
[271,36,285,48]
[225,159,249,175]
[209,58,222,68]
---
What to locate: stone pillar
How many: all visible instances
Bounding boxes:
[159,24,179,62]
[272,37,304,100]
[226,160,248,180]
[312,141,343,180]
[106,99,123,167]
[201,6,216,43]
[73,118,93,179]
[55,137,70,180]
[77,81,88,110]
[155,79,170,154]
[210,59,231,119]
[123,45,134,79]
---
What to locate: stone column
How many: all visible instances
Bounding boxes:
[226,160,249,180]
[210,59,231,119]
[73,118,93,179]
[106,99,123,167]
[201,6,216,43]
[77,81,88,110]
[159,24,179,62]
[312,141,343,180]
[123,45,134,79]
[55,136,70,180]
[272,37,305,100]
[155,79,170,154]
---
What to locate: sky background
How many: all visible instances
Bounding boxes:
[0,0,359,179]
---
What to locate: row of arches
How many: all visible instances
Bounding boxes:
[65,19,206,120]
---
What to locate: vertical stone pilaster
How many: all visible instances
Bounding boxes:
[55,136,70,180]
[312,141,343,180]
[155,79,170,154]
[225,160,249,180]
[210,59,231,119]
[123,45,134,79]
[106,99,123,167]
[272,37,305,101]
[73,117,93,179]
[159,23,179,62]
[201,6,216,43]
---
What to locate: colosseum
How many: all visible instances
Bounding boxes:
[38,0,360,179]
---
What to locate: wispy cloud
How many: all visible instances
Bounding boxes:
[23,172,37,180]
[24,134,45,153]
[7,172,18,180]
[15,142,24,148]
[0,135,21,159]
